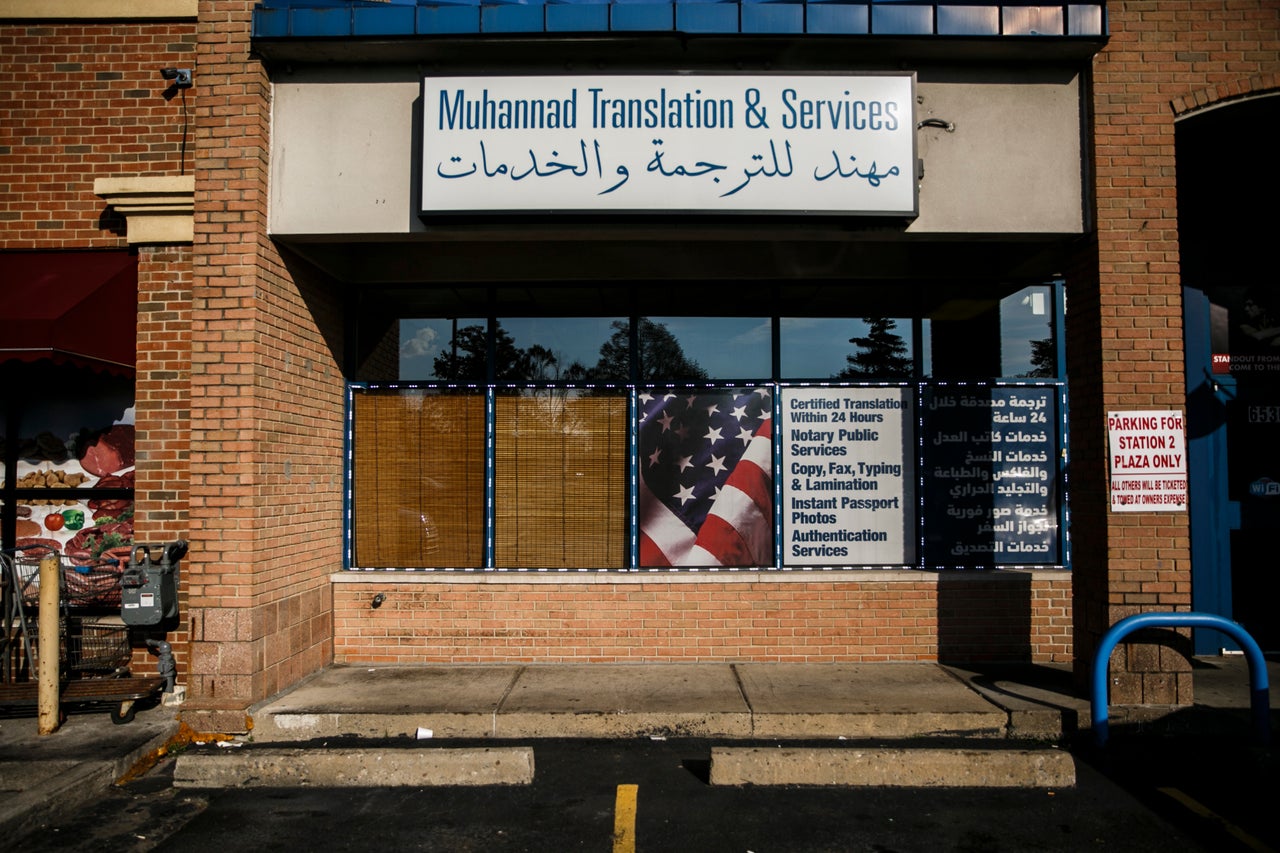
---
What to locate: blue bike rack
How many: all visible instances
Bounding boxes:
[1092,611,1271,746]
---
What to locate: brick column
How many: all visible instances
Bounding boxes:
[132,244,194,681]
[184,0,342,732]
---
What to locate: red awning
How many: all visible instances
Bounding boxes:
[0,251,137,375]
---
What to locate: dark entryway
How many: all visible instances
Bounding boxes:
[1181,93,1280,654]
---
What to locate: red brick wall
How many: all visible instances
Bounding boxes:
[183,0,342,730]
[0,22,196,247]
[332,574,1073,665]
[131,244,194,679]
[1073,0,1280,703]
[135,245,193,545]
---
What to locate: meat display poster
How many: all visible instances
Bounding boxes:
[1107,410,1187,511]
[922,387,1060,566]
[9,420,136,570]
[781,386,914,566]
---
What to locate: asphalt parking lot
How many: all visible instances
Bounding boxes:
[16,736,1267,853]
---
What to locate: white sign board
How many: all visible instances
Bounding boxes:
[421,74,917,215]
[781,387,915,565]
[1108,410,1188,511]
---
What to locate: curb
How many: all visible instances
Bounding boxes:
[251,709,1021,742]
[709,746,1076,788]
[173,746,536,788]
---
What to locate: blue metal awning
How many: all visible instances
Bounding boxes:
[253,0,1106,38]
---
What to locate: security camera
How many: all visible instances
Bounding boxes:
[159,68,193,89]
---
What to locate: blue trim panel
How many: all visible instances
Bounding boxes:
[611,3,675,31]
[254,1,1107,37]
[742,3,804,34]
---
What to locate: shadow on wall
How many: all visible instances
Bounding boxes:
[278,243,349,375]
[937,571,1033,664]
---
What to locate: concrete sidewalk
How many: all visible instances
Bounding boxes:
[247,661,1086,742]
[2,656,1275,836]
[245,656,1278,743]
[176,656,1275,790]
[0,703,181,840]
[215,661,1095,790]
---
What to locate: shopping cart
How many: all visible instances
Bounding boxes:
[1,546,165,724]
[8,546,125,611]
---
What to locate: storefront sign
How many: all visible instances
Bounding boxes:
[421,74,917,216]
[923,387,1060,565]
[1213,353,1280,374]
[1108,410,1187,511]
[781,387,915,566]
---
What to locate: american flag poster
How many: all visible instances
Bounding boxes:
[638,387,774,567]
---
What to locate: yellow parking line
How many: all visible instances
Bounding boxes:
[613,784,639,853]
[1158,787,1275,853]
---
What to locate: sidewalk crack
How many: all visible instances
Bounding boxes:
[729,664,755,735]
[493,665,525,737]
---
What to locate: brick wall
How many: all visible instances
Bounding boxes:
[135,245,192,544]
[332,574,1073,665]
[182,0,342,731]
[0,22,195,247]
[1074,0,1280,703]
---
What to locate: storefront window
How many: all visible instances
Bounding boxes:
[923,284,1059,379]
[495,389,628,568]
[350,389,484,568]
[398,318,485,381]
[500,317,625,382]
[1000,285,1057,378]
[642,317,770,381]
[352,281,1067,570]
[921,284,1059,376]
[780,317,915,380]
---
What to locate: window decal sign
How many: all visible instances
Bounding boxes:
[421,74,917,215]
[1108,410,1187,511]
[638,388,773,567]
[923,387,1060,564]
[780,386,915,566]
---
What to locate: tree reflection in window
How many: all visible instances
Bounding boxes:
[432,323,516,381]
[1021,338,1056,379]
[431,319,710,384]
[833,317,913,380]
[1000,285,1057,379]
[619,318,708,382]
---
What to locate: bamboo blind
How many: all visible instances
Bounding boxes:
[494,391,627,568]
[352,391,484,567]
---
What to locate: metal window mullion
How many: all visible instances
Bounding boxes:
[1058,381,1070,570]
[773,381,783,570]
[916,380,926,569]
[772,317,783,571]
[485,386,495,569]
[342,385,356,569]
[1054,279,1070,570]
[629,388,638,571]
